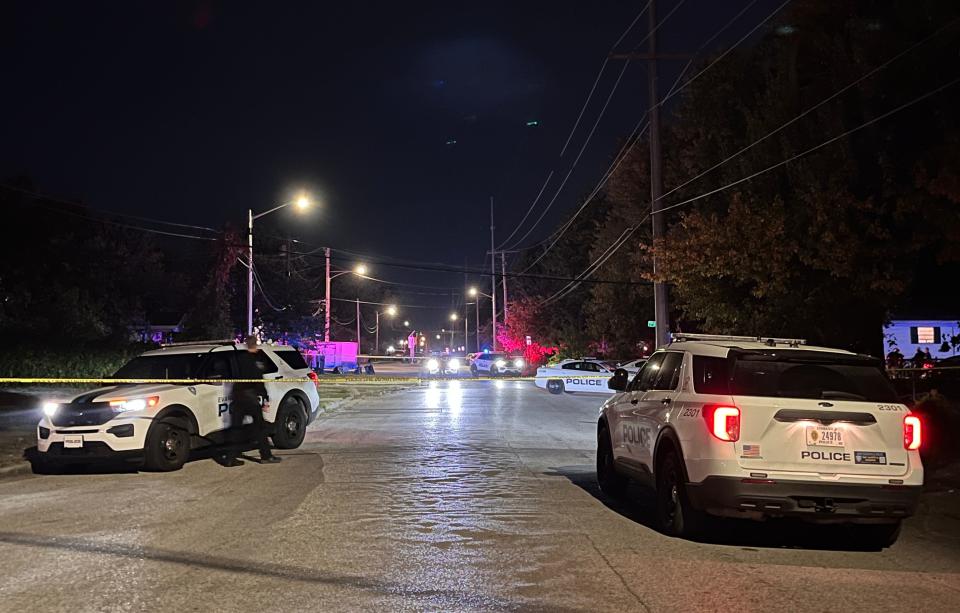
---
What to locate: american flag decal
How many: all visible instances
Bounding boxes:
[741,444,761,458]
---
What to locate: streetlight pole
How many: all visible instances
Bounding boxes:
[356,298,361,350]
[464,307,468,352]
[468,287,492,352]
[474,300,479,352]
[247,194,311,337]
[375,311,380,355]
[247,209,254,336]
[324,247,331,342]
[490,197,497,351]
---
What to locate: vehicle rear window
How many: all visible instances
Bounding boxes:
[274,349,309,370]
[113,354,206,379]
[693,353,897,402]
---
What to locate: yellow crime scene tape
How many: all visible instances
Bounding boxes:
[0,376,579,385]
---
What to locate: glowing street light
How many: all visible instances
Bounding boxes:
[247,192,312,335]
[450,313,458,321]
[403,320,410,327]
[354,264,368,276]
[386,305,398,317]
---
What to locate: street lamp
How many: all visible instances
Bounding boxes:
[403,320,410,327]
[247,193,311,336]
[323,263,366,343]
[468,287,493,352]
[375,304,397,354]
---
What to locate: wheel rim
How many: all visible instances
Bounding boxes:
[162,428,184,461]
[663,463,679,524]
[285,412,300,436]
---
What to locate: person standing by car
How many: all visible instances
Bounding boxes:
[219,336,281,466]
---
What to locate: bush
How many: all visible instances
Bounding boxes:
[0,344,154,379]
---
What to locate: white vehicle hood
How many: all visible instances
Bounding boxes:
[68,383,189,403]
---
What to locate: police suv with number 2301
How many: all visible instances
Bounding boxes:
[596,334,922,548]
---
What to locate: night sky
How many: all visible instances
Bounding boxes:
[2,1,782,320]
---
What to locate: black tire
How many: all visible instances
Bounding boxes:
[272,396,307,449]
[655,447,706,538]
[471,365,479,377]
[597,425,627,498]
[546,379,564,395]
[143,418,190,472]
[850,522,902,550]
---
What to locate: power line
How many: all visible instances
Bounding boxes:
[1,183,221,234]
[537,71,960,305]
[656,15,960,204]
[524,0,790,272]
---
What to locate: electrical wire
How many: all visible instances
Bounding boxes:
[656,15,960,204]
[537,70,960,305]
[1,183,221,234]
[512,0,787,267]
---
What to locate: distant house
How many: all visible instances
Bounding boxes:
[130,313,185,344]
[883,318,959,359]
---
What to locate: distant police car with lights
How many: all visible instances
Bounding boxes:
[471,352,524,376]
[36,341,321,472]
[597,334,923,548]
[536,358,616,394]
[422,354,462,376]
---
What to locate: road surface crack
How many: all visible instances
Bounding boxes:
[584,533,652,613]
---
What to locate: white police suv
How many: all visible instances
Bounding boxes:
[597,334,922,548]
[470,352,524,376]
[535,358,615,394]
[36,341,321,472]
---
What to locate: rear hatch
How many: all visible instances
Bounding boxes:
[722,350,911,477]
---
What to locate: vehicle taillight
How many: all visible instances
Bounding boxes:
[307,371,319,383]
[903,414,921,450]
[702,404,740,442]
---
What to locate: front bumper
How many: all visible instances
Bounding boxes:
[686,476,921,521]
[37,416,150,462]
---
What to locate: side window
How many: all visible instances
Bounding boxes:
[582,362,601,373]
[204,353,233,379]
[652,352,684,390]
[630,353,665,392]
[692,356,730,394]
[254,350,279,374]
[562,362,582,371]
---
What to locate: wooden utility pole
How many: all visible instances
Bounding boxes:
[609,0,689,349]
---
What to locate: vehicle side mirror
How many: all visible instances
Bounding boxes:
[608,368,629,391]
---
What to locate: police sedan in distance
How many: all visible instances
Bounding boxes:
[535,358,616,394]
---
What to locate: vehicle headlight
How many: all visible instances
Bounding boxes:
[514,358,524,368]
[448,359,460,370]
[495,359,506,368]
[42,402,59,418]
[109,396,159,412]
[426,359,439,371]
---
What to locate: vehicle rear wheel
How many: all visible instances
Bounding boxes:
[143,418,190,472]
[546,379,564,395]
[470,365,479,377]
[597,425,627,498]
[272,396,307,449]
[850,521,902,550]
[655,447,705,538]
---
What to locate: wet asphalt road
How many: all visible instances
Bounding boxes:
[0,380,959,612]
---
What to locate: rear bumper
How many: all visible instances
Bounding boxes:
[686,476,921,521]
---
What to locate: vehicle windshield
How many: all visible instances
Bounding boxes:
[693,352,898,402]
[112,353,207,380]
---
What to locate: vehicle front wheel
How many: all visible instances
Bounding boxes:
[597,425,626,497]
[546,379,564,395]
[143,418,190,472]
[272,397,307,449]
[655,447,705,538]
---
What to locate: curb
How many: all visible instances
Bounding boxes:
[0,461,33,480]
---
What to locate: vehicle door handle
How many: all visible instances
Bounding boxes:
[630,398,639,405]
[661,398,671,405]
